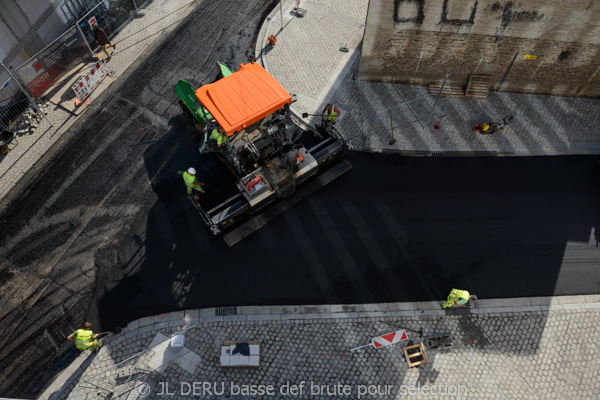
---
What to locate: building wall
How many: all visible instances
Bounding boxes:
[0,0,69,69]
[361,0,600,96]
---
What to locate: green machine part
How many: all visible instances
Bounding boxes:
[217,61,233,78]
[175,80,212,129]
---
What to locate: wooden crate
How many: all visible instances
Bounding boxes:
[403,342,429,368]
[465,74,492,99]
[428,85,464,99]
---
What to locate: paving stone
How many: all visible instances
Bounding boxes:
[199,308,218,318]
[557,295,588,304]
[502,298,533,307]
[584,294,600,303]
[301,305,330,313]
[240,306,272,315]
[330,304,359,313]
[270,305,302,314]
[247,314,282,322]
[184,309,199,323]
[388,302,416,311]
[530,296,560,306]
[417,301,444,310]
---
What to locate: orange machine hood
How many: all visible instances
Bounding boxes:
[195,63,292,136]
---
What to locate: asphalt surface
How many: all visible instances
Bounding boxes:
[1,0,600,397]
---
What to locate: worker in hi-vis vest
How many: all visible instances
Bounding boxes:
[210,126,227,148]
[442,288,476,308]
[178,167,205,194]
[321,103,340,125]
[67,322,102,351]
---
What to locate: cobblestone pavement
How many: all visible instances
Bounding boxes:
[41,296,600,400]
[0,0,198,209]
[258,0,600,156]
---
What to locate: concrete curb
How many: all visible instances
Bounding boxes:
[38,295,600,399]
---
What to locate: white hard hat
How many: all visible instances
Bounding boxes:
[187,167,196,175]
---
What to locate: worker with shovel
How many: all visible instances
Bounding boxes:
[178,167,206,194]
[67,322,102,352]
[321,103,340,126]
[442,288,477,309]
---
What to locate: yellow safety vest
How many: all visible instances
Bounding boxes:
[210,129,226,145]
[73,329,94,350]
[327,106,338,122]
[182,172,196,187]
[448,289,470,304]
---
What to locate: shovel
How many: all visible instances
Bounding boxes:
[95,326,122,337]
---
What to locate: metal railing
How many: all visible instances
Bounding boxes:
[0,62,51,132]
[14,27,91,99]
[74,0,149,53]
[13,0,152,100]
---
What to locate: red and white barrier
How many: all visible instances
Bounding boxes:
[71,57,110,105]
[349,329,409,351]
[372,330,408,348]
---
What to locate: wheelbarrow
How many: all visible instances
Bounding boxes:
[1,130,18,154]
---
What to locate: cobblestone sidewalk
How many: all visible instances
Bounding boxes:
[258,0,600,156]
[40,296,600,400]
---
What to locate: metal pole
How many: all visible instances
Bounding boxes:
[75,22,94,55]
[415,51,424,74]
[425,70,450,130]
[389,114,396,145]
[280,0,283,30]
[473,56,484,74]
[497,52,519,91]
[0,61,52,127]
[133,0,138,10]
[349,343,372,351]
[532,60,543,77]
[585,65,600,85]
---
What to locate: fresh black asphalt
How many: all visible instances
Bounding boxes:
[1,0,600,396]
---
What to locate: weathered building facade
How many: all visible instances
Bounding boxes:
[361,0,600,96]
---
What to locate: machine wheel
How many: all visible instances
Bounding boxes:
[1,145,8,154]
[210,225,221,236]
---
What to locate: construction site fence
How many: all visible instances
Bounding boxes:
[14,26,91,100]
[14,0,151,101]
[0,64,50,132]
[72,0,151,56]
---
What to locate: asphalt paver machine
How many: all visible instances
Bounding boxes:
[175,62,351,245]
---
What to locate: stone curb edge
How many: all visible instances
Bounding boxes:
[38,295,600,399]
[122,295,600,333]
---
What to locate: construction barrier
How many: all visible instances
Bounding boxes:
[71,57,109,105]
[349,329,409,351]
[372,330,408,348]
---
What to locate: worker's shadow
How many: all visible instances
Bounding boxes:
[415,354,440,386]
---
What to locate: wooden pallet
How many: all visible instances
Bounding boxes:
[403,342,429,368]
[428,85,464,99]
[465,74,492,99]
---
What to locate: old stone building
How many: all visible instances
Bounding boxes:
[360,0,600,96]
